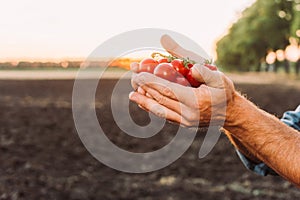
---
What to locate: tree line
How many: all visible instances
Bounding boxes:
[216,0,300,73]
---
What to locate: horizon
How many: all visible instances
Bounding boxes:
[0,56,143,63]
[1,0,255,62]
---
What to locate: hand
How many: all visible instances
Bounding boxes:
[129,35,237,127]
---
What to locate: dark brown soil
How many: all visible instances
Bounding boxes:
[0,79,299,200]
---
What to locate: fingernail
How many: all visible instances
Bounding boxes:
[146,92,152,98]
[137,87,145,95]
[129,92,136,101]
[138,104,144,109]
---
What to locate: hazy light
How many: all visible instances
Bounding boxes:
[266,51,276,64]
[11,61,19,66]
[285,45,299,62]
[276,49,285,61]
[284,37,299,62]
[60,61,69,68]
[296,29,300,37]
[295,4,300,11]
[278,10,286,18]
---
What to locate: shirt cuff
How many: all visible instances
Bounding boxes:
[280,105,300,130]
[236,150,278,176]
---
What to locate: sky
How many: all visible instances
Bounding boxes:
[0,0,255,62]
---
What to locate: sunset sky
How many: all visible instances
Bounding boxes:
[0,0,255,62]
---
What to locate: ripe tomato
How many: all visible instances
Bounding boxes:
[158,58,168,64]
[139,58,159,73]
[171,59,189,77]
[187,63,194,68]
[185,70,201,87]
[154,63,177,82]
[204,63,218,71]
[175,76,190,86]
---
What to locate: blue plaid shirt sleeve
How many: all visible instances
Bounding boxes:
[236,105,300,176]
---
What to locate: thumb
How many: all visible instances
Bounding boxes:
[191,64,224,88]
[160,35,206,64]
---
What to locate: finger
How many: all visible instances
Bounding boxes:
[137,86,146,95]
[133,72,177,99]
[137,86,153,98]
[142,85,198,122]
[133,72,195,105]
[138,104,148,111]
[141,85,188,116]
[160,34,206,64]
[130,63,140,90]
[129,91,187,125]
[191,64,224,88]
[131,72,138,91]
[146,92,152,98]
[138,103,190,127]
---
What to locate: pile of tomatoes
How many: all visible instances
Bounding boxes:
[136,54,216,87]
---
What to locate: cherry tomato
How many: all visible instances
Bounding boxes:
[154,63,177,82]
[185,70,201,87]
[204,63,218,71]
[139,58,159,73]
[187,63,194,68]
[158,58,168,64]
[171,59,189,77]
[175,76,190,86]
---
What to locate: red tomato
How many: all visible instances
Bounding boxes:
[139,58,159,73]
[154,63,177,82]
[185,70,201,87]
[171,59,189,77]
[158,58,168,64]
[187,63,194,68]
[175,76,190,86]
[204,63,218,71]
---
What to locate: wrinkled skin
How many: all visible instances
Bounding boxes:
[129,35,237,127]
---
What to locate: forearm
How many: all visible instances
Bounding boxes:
[224,93,300,186]
[223,129,261,163]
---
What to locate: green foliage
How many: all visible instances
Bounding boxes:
[216,0,298,71]
[290,1,300,37]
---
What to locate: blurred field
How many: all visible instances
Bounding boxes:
[0,77,299,200]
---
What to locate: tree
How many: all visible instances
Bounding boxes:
[290,0,300,38]
[290,1,300,74]
[216,0,294,71]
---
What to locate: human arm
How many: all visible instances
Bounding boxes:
[223,95,300,185]
[226,106,300,177]
[129,35,300,186]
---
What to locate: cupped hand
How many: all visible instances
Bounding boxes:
[129,35,237,127]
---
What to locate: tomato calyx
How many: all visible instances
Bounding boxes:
[182,57,195,69]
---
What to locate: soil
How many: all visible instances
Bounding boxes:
[0,79,299,200]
